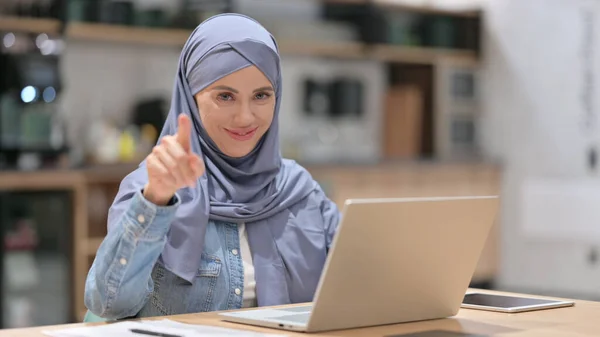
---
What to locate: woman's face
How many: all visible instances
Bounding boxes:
[194,66,276,158]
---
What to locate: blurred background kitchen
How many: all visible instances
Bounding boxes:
[0,0,596,330]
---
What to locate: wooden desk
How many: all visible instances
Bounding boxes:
[1,289,597,337]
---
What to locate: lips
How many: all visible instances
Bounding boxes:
[225,127,258,141]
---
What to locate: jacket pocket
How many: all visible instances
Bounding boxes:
[148,253,222,316]
[198,254,221,277]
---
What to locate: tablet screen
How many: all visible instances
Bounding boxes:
[463,293,562,308]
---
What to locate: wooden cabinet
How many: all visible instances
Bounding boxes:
[0,165,132,322]
[0,162,500,322]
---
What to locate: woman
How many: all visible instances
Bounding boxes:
[84,13,340,320]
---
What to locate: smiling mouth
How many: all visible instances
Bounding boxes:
[225,127,258,141]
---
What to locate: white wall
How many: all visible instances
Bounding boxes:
[59,41,180,151]
[482,0,600,298]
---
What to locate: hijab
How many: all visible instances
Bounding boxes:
[108,13,315,283]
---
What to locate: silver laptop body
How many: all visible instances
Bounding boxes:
[220,196,499,332]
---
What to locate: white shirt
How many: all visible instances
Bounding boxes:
[238,223,257,308]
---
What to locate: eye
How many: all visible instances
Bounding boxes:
[217,92,234,102]
[254,92,272,100]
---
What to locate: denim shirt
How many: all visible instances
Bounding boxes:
[84,187,340,320]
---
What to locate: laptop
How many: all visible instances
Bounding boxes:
[220,196,499,332]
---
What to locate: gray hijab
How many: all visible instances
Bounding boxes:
[109,13,315,282]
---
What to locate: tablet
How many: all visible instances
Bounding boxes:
[461,293,575,313]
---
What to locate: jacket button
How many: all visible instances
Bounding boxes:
[231,249,238,256]
[235,288,241,295]
[137,214,145,223]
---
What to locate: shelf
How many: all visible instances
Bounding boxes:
[64,23,476,64]
[0,17,478,63]
[371,0,481,18]
[369,44,478,65]
[0,16,62,34]
[277,39,366,58]
[65,22,367,58]
[66,22,190,47]
[0,169,84,191]
[323,0,369,4]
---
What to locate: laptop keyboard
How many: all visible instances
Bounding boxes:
[278,305,313,313]
[269,312,311,324]
[263,305,313,325]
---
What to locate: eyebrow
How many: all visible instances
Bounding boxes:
[253,86,274,93]
[211,85,274,93]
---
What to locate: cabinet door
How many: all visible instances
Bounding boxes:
[434,61,481,160]
[0,191,73,328]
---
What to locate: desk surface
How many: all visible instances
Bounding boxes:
[1,289,597,337]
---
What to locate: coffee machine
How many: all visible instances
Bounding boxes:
[0,24,68,170]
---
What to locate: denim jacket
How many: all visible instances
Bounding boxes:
[84,187,340,320]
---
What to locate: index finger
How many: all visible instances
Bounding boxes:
[176,114,192,152]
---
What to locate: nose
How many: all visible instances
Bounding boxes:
[233,101,254,126]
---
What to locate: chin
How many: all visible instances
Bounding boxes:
[223,145,255,158]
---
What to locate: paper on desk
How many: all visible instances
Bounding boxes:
[43,319,286,337]
[144,319,286,336]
